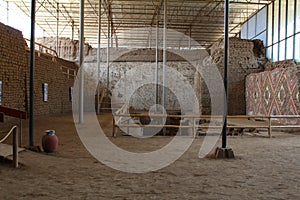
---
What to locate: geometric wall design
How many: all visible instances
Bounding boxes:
[246,66,300,124]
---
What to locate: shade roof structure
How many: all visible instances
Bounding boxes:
[5,0,273,48]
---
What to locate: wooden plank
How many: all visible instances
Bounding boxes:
[0,106,26,119]
[0,112,4,123]
[0,143,25,158]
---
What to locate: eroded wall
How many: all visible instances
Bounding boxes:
[195,38,267,115]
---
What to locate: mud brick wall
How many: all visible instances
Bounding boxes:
[246,62,300,124]
[0,23,27,111]
[28,53,75,115]
[197,38,266,115]
[0,23,76,118]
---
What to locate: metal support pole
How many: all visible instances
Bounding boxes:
[71,20,74,41]
[97,0,102,114]
[110,21,113,48]
[162,0,167,110]
[189,25,191,50]
[148,28,152,48]
[155,16,159,107]
[79,0,85,123]
[222,0,229,149]
[106,7,110,97]
[293,0,297,60]
[29,0,36,147]
[6,2,9,24]
[115,34,118,48]
[109,2,113,49]
[284,0,288,60]
[162,0,167,135]
[56,2,59,56]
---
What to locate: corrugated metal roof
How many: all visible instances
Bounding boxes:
[5,0,273,48]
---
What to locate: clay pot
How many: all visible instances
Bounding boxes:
[42,130,58,153]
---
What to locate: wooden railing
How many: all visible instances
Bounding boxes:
[100,101,125,112]
[24,39,78,80]
[0,106,26,147]
[113,112,300,138]
[61,65,77,80]
[0,126,19,168]
[24,38,58,58]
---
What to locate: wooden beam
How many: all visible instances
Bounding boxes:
[0,106,26,120]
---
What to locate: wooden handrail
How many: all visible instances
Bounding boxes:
[113,113,300,138]
[114,113,271,119]
[24,38,58,57]
[0,106,26,147]
[0,106,26,119]
[0,126,18,168]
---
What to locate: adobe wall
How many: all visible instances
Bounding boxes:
[84,60,199,112]
[195,38,267,115]
[0,23,76,120]
[0,23,27,111]
[37,36,267,115]
[28,52,75,115]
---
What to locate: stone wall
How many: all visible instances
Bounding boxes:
[0,23,76,119]
[195,37,267,115]
[246,61,300,124]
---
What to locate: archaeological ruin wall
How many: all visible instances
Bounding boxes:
[83,48,207,112]
[0,23,27,112]
[246,60,300,124]
[0,23,77,119]
[36,37,93,61]
[36,36,267,115]
[194,38,267,115]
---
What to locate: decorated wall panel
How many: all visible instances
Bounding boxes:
[246,66,300,124]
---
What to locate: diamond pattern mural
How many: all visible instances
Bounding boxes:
[246,66,300,124]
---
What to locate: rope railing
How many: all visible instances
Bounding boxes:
[0,125,16,143]
[0,126,18,168]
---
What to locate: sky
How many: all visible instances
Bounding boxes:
[0,0,47,39]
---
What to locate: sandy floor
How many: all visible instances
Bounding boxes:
[0,113,299,199]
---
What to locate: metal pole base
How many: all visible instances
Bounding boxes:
[26,146,42,152]
[215,147,235,159]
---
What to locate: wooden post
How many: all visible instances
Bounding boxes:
[19,113,22,147]
[268,116,271,138]
[112,117,115,137]
[0,112,4,123]
[192,117,195,138]
[13,127,18,168]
